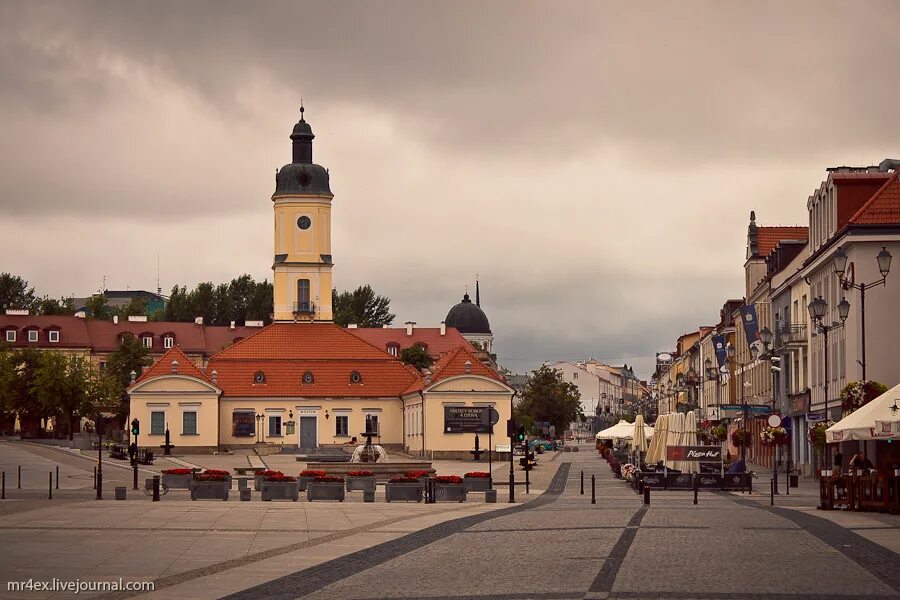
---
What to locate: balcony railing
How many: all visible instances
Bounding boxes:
[293,301,316,315]
[775,323,807,348]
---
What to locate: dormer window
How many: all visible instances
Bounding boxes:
[142,336,153,349]
[350,371,362,384]
[48,330,59,343]
[28,330,38,343]
[5,330,15,343]
[254,371,266,384]
[302,371,314,384]
[164,336,174,349]
[386,343,399,357]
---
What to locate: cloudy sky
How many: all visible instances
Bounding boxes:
[1,1,898,378]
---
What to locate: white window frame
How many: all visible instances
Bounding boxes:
[335,414,349,437]
[5,330,15,343]
[164,336,174,349]
[150,410,166,435]
[268,415,282,437]
[142,336,153,349]
[387,345,398,357]
[27,330,38,343]
[182,410,198,435]
[48,330,59,343]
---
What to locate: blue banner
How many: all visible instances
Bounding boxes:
[712,334,728,374]
[739,304,764,356]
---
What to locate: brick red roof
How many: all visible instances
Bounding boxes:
[0,315,91,348]
[132,346,212,387]
[848,174,900,225]
[208,322,422,397]
[347,326,475,357]
[757,226,808,257]
[405,346,506,394]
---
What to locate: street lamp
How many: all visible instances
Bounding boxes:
[757,326,783,493]
[705,356,721,419]
[833,245,892,381]
[807,295,850,470]
[727,341,759,462]
[255,413,264,444]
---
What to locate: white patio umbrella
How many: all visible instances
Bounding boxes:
[667,412,685,470]
[683,411,698,474]
[595,419,635,440]
[646,414,667,464]
[630,415,651,454]
[826,382,900,442]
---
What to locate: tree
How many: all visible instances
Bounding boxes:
[117,296,148,318]
[514,365,582,435]
[36,296,76,316]
[105,332,152,417]
[0,273,37,312]
[86,294,113,320]
[400,345,434,371]
[3,347,44,435]
[332,285,395,327]
[31,352,94,440]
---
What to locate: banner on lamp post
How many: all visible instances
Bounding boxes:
[739,304,765,357]
[712,334,728,377]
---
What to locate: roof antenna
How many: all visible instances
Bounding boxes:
[157,250,161,296]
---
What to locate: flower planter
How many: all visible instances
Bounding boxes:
[162,473,194,490]
[464,476,491,491]
[385,482,424,502]
[261,481,300,501]
[307,481,345,502]
[298,471,328,491]
[298,476,317,491]
[346,475,376,493]
[190,480,229,501]
[254,471,284,491]
[434,483,467,502]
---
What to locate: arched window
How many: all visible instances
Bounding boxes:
[350,371,362,384]
[302,371,314,384]
[386,343,400,357]
[253,371,266,384]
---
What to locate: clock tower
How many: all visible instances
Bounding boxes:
[272,105,334,322]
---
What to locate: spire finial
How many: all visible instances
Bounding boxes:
[475,275,481,307]
[300,99,305,121]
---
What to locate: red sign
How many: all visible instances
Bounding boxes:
[666,445,723,461]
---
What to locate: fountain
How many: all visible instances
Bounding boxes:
[349,417,389,463]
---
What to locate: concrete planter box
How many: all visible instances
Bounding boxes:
[346,476,376,492]
[385,482,424,502]
[261,481,300,501]
[463,476,491,491]
[298,476,319,491]
[434,483,467,502]
[190,480,229,501]
[162,473,193,489]
[307,481,345,502]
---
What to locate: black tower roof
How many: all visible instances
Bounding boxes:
[445,293,491,335]
[274,104,332,197]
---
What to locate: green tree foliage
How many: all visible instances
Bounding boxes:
[514,365,582,435]
[105,332,152,417]
[400,345,434,371]
[86,294,114,320]
[30,353,97,440]
[162,276,273,325]
[332,285,395,328]
[0,347,44,425]
[36,296,76,316]
[0,273,37,312]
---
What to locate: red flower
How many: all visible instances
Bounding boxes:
[434,475,463,484]
[195,474,226,482]
[299,470,328,478]
[314,476,344,483]
[257,469,283,477]
[464,472,490,478]
[347,471,374,477]
[162,468,193,475]
[202,469,230,476]
[405,470,431,479]
[265,474,297,482]
[389,476,420,483]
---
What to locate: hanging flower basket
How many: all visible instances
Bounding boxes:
[759,426,789,447]
[840,380,888,416]
[808,421,836,450]
[731,429,751,447]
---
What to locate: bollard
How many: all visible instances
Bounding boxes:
[580,470,584,495]
[591,474,596,505]
[770,478,774,506]
[56,465,59,490]
[93,467,97,490]
[96,470,103,501]
[133,462,139,491]
[693,475,698,505]
[643,485,651,505]
[786,468,790,496]
[49,472,53,500]
[2,470,5,499]
[18,465,21,489]
[152,476,160,502]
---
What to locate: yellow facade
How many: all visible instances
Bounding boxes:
[273,194,334,322]
[128,375,221,450]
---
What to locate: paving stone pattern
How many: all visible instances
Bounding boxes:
[228,447,898,600]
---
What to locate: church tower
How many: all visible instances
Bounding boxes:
[272,105,334,322]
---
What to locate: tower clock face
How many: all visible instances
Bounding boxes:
[297,216,311,230]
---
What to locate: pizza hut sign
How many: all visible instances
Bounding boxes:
[665,445,723,461]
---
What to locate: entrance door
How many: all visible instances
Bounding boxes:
[299,416,317,449]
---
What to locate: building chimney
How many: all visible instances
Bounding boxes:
[171,360,179,373]
[424,369,431,385]
[194,316,203,325]
[383,324,390,329]
[464,360,472,374]
[440,321,446,336]
[405,321,415,336]
[4,309,29,316]
[113,315,119,325]
[348,323,358,329]
[211,369,218,385]
[74,311,86,318]
[230,321,235,330]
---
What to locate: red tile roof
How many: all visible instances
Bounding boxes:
[405,346,506,394]
[208,322,422,397]
[131,346,212,387]
[848,174,900,225]
[0,315,92,348]
[757,226,808,257]
[84,320,258,354]
[347,326,475,357]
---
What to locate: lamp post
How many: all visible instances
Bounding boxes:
[727,342,759,462]
[758,326,781,492]
[832,245,892,381]
[807,295,850,470]
[705,357,720,419]
[255,413,264,444]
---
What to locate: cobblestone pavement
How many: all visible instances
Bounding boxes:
[225,445,900,600]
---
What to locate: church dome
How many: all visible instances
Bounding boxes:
[445,293,491,334]
[273,104,332,197]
